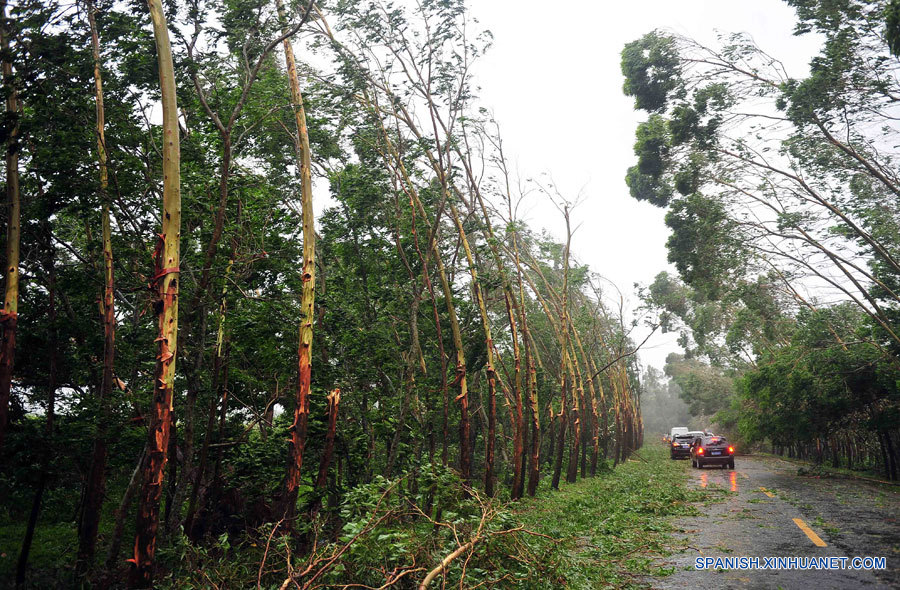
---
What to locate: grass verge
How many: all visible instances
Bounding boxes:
[516,444,720,588]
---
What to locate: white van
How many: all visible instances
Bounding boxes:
[669,427,689,441]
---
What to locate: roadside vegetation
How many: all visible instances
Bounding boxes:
[519,444,720,589]
[1,0,647,586]
[624,0,900,480]
[3,0,899,587]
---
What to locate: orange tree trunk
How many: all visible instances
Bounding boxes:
[275,0,317,523]
[128,0,179,585]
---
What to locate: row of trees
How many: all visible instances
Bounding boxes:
[623,0,900,479]
[0,0,646,587]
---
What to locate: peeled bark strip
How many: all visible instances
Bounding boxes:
[78,0,116,572]
[275,0,317,523]
[0,0,20,451]
[128,0,180,585]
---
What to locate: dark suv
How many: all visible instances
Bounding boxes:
[670,434,695,459]
[691,435,735,469]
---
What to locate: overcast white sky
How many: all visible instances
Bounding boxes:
[459,0,823,371]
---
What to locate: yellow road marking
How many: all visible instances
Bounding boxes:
[792,518,827,547]
[759,487,775,498]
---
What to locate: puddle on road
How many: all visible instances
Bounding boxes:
[698,471,739,491]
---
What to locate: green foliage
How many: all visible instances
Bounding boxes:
[626,114,673,206]
[732,305,900,474]
[664,193,744,301]
[887,0,900,56]
[621,31,682,113]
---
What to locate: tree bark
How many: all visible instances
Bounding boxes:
[128,0,180,584]
[275,0,317,524]
[78,0,116,571]
[0,0,21,451]
[315,389,341,490]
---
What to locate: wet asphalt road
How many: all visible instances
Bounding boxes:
[649,451,900,589]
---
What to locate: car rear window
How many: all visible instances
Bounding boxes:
[706,437,726,444]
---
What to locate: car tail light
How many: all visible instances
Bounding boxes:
[672,443,678,447]
[728,446,734,454]
[697,447,704,455]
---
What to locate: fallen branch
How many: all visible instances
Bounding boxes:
[417,537,480,590]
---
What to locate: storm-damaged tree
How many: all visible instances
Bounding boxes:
[310,3,477,482]
[275,0,318,525]
[128,0,180,585]
[166,0,314,533]
[0,0,21,451]
[621,0,900,477]
[620,18,900,346]
[77,0,117,573]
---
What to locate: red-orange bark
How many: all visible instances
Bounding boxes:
[128,0,179,584]
[276,0,316,523]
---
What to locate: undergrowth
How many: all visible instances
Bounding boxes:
[3,445,717,589]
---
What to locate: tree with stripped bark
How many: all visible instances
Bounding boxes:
[128,0,180,585]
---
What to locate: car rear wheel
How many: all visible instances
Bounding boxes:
[697,460,703,469]
[728,459,735,469]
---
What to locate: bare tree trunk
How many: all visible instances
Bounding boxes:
[105,445,145,572]
[0,0,20,451]
[504,291,525,499]
[78,1,116,571]
[525,332,540,496]
[566,341,583,484]
[449,203,496,495]
[275,0,317,524]
[315,389,341,492]
[551,379,568,491]
[128,0,180,584]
